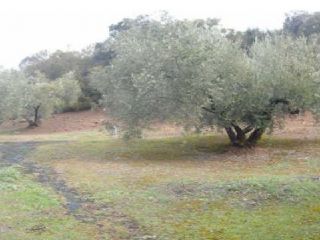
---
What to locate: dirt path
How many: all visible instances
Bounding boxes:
[0,142,151,240]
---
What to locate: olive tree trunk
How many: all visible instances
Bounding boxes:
[27,105,41,127]
[225,125,265,147]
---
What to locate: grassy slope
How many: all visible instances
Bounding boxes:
[28,131,320,240]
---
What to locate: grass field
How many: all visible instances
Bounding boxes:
[0,129,319,239]
[0,166,102,239]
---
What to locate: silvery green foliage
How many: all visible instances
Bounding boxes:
[249,37,320,125]
[54,72,82,110]
[90,18,320,143]
[90,20,230,129]
[0,70,85,127]
[0,70,24,123]
[205,36,320,128]
[18,72,81,126]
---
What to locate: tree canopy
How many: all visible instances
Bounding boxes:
[19,72,81,126]
[90,17,320,145]
[0,70,81,127]
[1,12,320,146]
[284,11,320,38]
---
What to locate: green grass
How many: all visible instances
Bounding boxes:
[27,132,320,239]
[0,166,103,240]
[84,176,320,240]
[33,134,228,163]
[1,130,320,239]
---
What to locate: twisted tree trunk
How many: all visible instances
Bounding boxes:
[246,128,265,146]
[204,97,299,147]
[225,125,265,147]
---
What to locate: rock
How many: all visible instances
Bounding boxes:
[139,235,157,240]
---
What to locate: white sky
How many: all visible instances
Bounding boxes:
[1,0,320,68]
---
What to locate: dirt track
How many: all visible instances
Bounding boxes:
[0,142,87,215]
[0,142,149,240]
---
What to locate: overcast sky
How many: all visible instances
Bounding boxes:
[1,0,320,68]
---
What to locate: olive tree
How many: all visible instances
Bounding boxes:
[203,37,320,146]
[90,19,223,137]
[19,72,81,127]
[90,18,320,146]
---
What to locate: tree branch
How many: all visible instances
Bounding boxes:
[202,106,216,114]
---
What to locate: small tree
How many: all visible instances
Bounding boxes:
[19,72,81,127]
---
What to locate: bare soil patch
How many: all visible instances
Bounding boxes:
[0,110,107,134]
[1,110,320,139]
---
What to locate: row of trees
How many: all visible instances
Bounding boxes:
[2,11,320,146]
[16,11,320,111]
[89,16,320,146]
